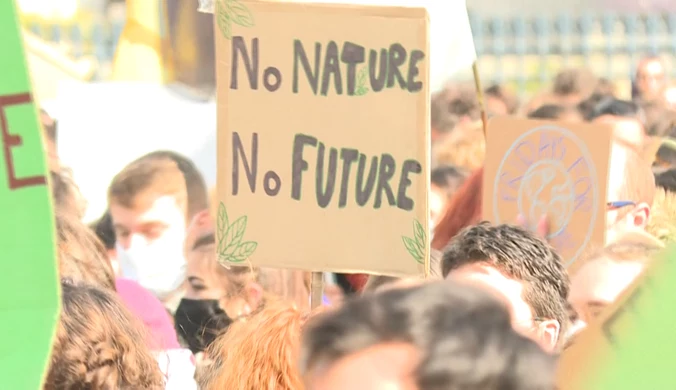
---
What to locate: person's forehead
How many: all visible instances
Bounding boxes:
[110,195,184,227]
[311,343,419,390]
[448,263,532,321]
[570,258,644,303]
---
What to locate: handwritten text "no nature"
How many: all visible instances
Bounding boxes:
[229,37,426,96]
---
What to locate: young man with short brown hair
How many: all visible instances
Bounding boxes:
[108,153,202,309]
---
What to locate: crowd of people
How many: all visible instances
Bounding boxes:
[39,54,676,389]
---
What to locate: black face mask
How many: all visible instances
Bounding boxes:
[175,299,233,354]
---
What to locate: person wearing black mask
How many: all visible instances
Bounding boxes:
[176,210,265,355]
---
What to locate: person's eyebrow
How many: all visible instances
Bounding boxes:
[192,234,215,250]
[188,276,205,284]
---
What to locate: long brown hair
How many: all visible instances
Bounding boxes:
[45,281,164,389]
[199,300,307,390]
[431,167,483,251]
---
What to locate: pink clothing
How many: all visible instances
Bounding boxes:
[116,278,181,350]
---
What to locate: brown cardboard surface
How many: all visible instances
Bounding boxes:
[482,117,612,274]
[215,1,430,276]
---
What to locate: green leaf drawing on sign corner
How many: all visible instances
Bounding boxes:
[216,0,255,39]
[402,220,426,264]
[355,67,370,96]
[216,203,229,254]
[216,202,258,264]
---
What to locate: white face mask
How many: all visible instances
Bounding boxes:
[116,225,187,301]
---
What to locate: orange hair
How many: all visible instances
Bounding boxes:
[200,301,308,390]
[431,167,483,250]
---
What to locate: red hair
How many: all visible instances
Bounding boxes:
[431,167,483,250]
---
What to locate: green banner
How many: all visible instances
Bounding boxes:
[0,1,60,388]
[589,245,676,389]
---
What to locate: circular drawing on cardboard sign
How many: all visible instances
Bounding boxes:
[492,125,599,267]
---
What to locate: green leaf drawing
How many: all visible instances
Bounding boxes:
[355,67,369,96]
[221,216,247,254]
[222,241,258,263]
[216,0,255,39]
[216,202,258,264]
[216,203,229,254]
[413,220,425,254]
[402,219,426,264]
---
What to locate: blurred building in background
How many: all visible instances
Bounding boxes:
[15,0,676,97]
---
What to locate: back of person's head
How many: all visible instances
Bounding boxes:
[108,155,189,221]
[433,125,485,172]
[50,169,86,220]
[654,139,676,168]
[430,165,467,195]
[552,68,598,103]
[484,84,520,115]
[91,210,116,251]
[301,281,556,390]
[655,167,676,193]
[140,151,209,220]
[431,84,481,136]
[200,300,307,390]
[589,97,643,122]
[56,211,116,291]
[441,222,569,335]
[45,281,164,389]
[431,167,483,250]
[528,104,583,122]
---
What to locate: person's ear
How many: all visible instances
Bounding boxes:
[630,203,650,229]
[538,319,560,352]
[244,282,264,312]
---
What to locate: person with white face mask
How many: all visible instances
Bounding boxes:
[108,154,203,312]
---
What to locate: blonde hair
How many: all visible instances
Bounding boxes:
[108,157,187,217]
[433,122,485,171]
[647,188,676,243]
[200,301,307,390]
[45,282,164,389]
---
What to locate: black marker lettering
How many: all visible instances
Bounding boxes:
[397,159,422,210]
[263,67,282,91]
[293,40,320,94]
[386,43,406,89]
[374,154,397,208]
[356,154,378,206]
[321,41,342,96]
[338,148,359,208]
[230,36,258,90]
[341,42,365,96]
[316,143,338,208]
[406,50,424,92]
[232,132,258,195]
[291,134,317,200]
[263,171,281,196]
[368,49,387,92]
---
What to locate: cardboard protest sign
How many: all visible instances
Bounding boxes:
[200,0,475,93]
[215,1,430,276]
[482,117,612,273]
[557,245,676,389]
[0,1,59,388]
